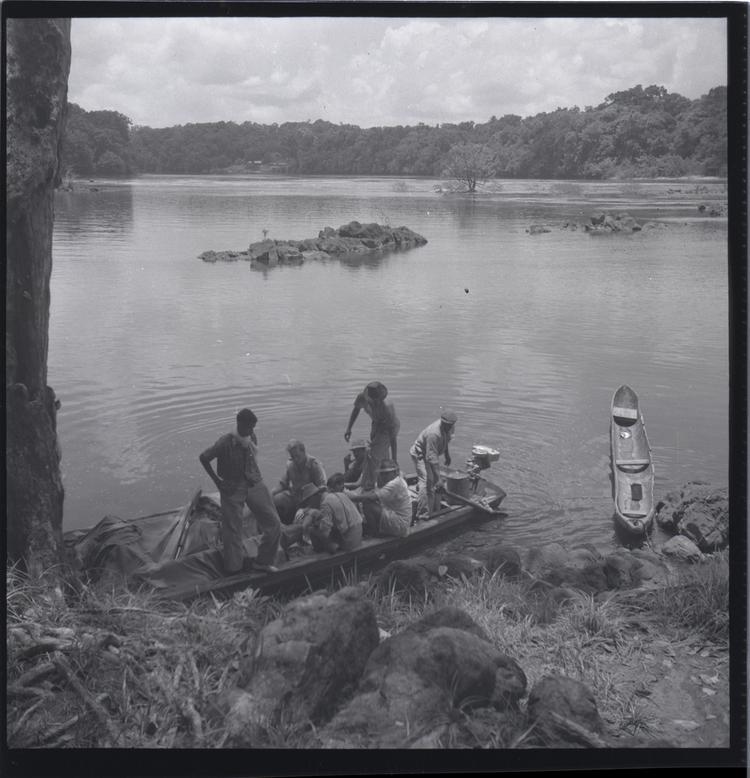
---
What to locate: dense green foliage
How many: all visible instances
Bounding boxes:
[62,84,726,180]
[61,103,134,176]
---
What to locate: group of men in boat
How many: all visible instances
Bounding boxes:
[199,380,458,575]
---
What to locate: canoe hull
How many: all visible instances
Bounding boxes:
[610,385,655,535]
[64,470,506,602]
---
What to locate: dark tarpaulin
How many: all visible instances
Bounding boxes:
[70,495,259,589]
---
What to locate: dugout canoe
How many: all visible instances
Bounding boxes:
[65,470,506,603]
[610,385,655,535]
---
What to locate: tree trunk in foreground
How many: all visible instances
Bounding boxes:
[6,18,71,577]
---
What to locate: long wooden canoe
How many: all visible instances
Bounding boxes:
[65,470,506,602]
[610,385,655,535]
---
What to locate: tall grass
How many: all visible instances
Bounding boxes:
[7,549,729,748]
[649,550,729,641]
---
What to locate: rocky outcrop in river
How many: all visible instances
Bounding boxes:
[199,221,427,268]
[527,211,672,236]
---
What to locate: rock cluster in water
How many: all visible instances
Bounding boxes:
[199,221,428,268]
[526,211,672,236]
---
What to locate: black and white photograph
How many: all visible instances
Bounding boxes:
[5,2,746,774]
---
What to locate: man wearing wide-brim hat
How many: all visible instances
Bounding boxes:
[343,381,400,491]
[343,438,367,486]
[282,478,362,554]
[409,409,457,521]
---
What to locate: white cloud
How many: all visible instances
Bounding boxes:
[67,16,728,128]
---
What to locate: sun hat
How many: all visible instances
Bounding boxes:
[349,439,367,451]
[299,483,324,504]
[440,409,458,425]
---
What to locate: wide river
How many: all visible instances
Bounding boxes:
[51,175,728,557]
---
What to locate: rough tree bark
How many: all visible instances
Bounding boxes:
[6,18,71,577]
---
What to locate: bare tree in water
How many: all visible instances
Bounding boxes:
[442,142,498,193]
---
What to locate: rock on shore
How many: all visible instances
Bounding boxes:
[655,481,728,553]
[199,221,427,267]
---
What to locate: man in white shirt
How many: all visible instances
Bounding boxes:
[347,459,411,537]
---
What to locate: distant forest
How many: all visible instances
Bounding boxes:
[61,84,727,181]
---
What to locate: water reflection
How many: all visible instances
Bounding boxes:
[49,176,728,554]
[55,183,134,240]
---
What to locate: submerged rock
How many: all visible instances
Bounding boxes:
[585,211,642,234]
[200,221,427,268]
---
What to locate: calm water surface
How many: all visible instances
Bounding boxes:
[51,175,728,555]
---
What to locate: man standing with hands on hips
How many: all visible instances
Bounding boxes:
[409,409,457,521]
[200,408,282,573]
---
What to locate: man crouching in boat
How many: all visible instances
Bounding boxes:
[409,410,457,521]
[282,476,362,554]
[271,439,327,524]
[347,459,411,537]
[199,408,282,574]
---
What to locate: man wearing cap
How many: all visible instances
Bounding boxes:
[344,381,400,491]
[199,408,282,573]
[283,476,362,554]
[409,410,458,521]
[272,439,327,524]
[347,459,411,538]
[343,439,367,486]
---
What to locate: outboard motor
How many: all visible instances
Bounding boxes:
[464,444,500,489]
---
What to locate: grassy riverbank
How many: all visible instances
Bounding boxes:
[7,551,729,749]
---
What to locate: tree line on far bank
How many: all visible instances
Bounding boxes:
[61,84,727,183]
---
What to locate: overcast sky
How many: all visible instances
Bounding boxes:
[67,16,727,129]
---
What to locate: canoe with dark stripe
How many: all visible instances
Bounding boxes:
[610,385,655,535]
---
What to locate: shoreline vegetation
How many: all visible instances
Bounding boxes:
[59,84,726,183]
[7,483,729,750]
[6,548,728,750]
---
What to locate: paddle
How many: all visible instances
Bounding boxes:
[165,489,202,560]
[442,486,507,517]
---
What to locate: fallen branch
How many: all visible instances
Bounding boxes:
[36,693,110,747]
[7,684,54,699]
[182,697,204,745]
[548,711,609,748]
[53,653,121,746]
[188,650,201,693]
[17,638,73,661]
[14,660,56,687]
[8,697,47,742]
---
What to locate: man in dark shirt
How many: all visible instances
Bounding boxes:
[199,408,281,573]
